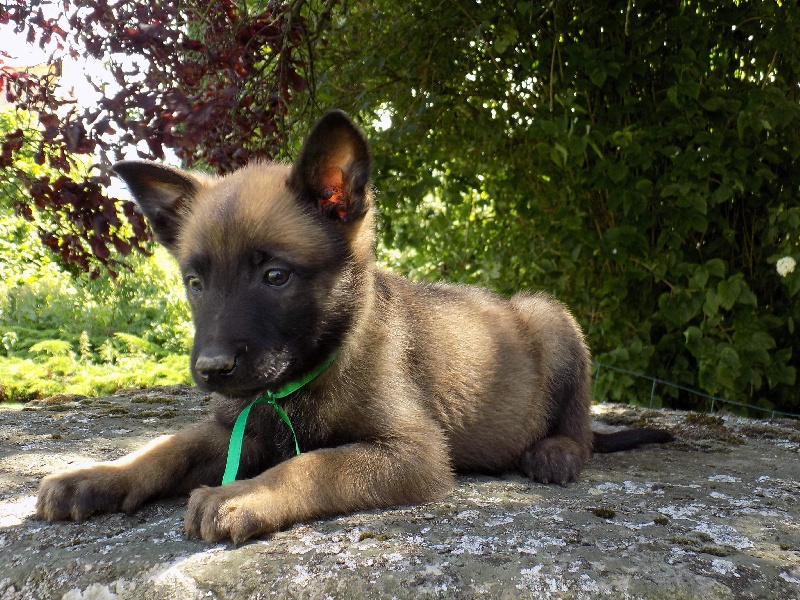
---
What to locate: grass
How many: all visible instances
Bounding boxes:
[0,354,192,402]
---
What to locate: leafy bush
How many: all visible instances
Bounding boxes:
[0,209,192,401]
[320,0,800,416]
[3,2,798,416]
[0,107,193,401]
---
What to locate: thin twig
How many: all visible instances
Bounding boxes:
[549,35,558,112]
[625,0,632,38]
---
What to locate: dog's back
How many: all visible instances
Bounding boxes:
[362,272,593,479]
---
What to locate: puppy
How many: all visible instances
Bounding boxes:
[37,111,671,543]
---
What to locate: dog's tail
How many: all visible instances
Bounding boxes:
[592,428,674,453]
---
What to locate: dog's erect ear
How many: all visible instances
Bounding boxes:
[112,161,204,252]
[290,110,373,222]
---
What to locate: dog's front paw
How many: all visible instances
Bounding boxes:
[185,482,278,544]
[37,466,140,522]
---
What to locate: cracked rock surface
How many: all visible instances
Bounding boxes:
[1,386,799,599]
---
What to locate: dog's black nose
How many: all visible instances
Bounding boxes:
[195,352,238,381]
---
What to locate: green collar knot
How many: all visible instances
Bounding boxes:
[221,352,338,485]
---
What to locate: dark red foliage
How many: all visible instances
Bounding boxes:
[0,0,326,274]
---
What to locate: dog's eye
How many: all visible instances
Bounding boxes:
[265,268,291,287]
[185,276,203,293]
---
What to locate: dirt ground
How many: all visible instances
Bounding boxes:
[1,385,799,599]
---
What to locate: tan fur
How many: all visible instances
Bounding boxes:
[179,163,336,266]
[36,111,650,544]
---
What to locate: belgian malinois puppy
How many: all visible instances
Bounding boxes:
[37,111,672,543]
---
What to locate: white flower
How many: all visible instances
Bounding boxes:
[776,256,796,278]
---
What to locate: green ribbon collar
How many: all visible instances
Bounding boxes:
[221,352,338,485]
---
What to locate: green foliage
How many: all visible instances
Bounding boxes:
[0,354,191,402]
[0,205,193,401]
[3,2,799,416]
[309,0,800,415]
[29,339,74,357]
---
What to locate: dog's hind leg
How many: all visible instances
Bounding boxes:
[510,292,594,485]
[518,348,593,484]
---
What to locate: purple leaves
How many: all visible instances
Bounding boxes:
[1,0,314,275]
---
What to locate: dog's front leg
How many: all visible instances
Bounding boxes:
[185,439,455,544]
[37,420,230,522]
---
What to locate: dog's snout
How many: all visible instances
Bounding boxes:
[195,351,238,381]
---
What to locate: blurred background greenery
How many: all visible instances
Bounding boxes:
[1,1,798,416]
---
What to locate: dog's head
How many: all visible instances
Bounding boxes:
[113,111,374,397]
